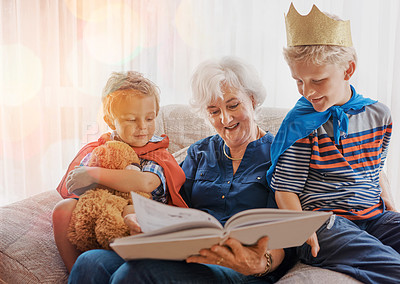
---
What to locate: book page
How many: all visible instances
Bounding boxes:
[113,227,223,244]
[225,208,322,230]
[228,212,332,249]
[131,192,223,233]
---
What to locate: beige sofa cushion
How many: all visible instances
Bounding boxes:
[155,104,289,154]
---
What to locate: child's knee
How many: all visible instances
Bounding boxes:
[52,198,78,222]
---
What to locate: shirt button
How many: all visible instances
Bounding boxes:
[222,195,225,199]
[227,181,230,184]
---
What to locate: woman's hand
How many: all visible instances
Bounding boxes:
[123,213,143,235]
[66,166,96,194]
[186,237,277,276]
[306,232,319,257]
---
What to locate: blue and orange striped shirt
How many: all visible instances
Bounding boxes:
[271,102,392,220]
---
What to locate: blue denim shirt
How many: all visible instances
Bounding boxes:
[180,132,277,226]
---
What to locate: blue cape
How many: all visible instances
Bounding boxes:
[266,85,377,185]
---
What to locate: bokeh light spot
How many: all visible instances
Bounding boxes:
[0,98,41,144]
[175,0,210,48]
[0,44,42,106]
[83,3,142,65]
[64,0,109,22]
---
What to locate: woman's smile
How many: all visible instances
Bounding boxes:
[225,123,239,130]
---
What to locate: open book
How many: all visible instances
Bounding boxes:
[110,192,332,260]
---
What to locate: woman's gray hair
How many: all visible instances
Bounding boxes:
[190,56,266,115]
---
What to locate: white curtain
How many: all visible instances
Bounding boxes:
[1,0,399,207]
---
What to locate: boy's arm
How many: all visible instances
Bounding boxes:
[380,171,397,211]
[271,139,319,256]
[378,115,395,211]
[271,140,311,211]
[67,167,161,194]
[275,191,320,257]
[275,191,303,211]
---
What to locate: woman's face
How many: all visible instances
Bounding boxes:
[206,86,257,149]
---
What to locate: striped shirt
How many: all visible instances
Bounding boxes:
[271,102,392,220]
[141,158,167,203]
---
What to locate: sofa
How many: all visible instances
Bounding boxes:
[0,104,361,283]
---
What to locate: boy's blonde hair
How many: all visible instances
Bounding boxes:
[283,13,357,70]
[102,71,160,120]
[283,45,357,70]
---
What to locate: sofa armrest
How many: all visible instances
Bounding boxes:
[172,146,190,165]
[0,191,68,284]
[276,262,362,284]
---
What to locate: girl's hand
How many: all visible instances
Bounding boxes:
[186,237,270,276]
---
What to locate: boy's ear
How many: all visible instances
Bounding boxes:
[344,61,356,81]
[104,115,116,130]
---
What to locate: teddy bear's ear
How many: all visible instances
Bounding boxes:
[87,146,104,167]
[104,115,116,130]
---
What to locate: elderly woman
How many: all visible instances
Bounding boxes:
[68,57,296,283]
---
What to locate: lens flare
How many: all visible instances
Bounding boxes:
[0,44,42,106]
[175,0,211,49]
[0,98,41,142]
[83,3,142,65]
[64,0,109,22]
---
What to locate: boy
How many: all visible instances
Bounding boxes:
[267,4,400,283]
[52,71,187,272]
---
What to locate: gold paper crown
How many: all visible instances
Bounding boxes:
[285,3,353,47]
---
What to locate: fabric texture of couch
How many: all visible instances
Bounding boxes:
[0,104,361,283]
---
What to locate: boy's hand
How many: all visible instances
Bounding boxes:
[306,232,320,257]
[66,166,95,194]
[124,213,143,235]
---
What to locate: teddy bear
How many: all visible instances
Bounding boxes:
[67,140,151,252]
